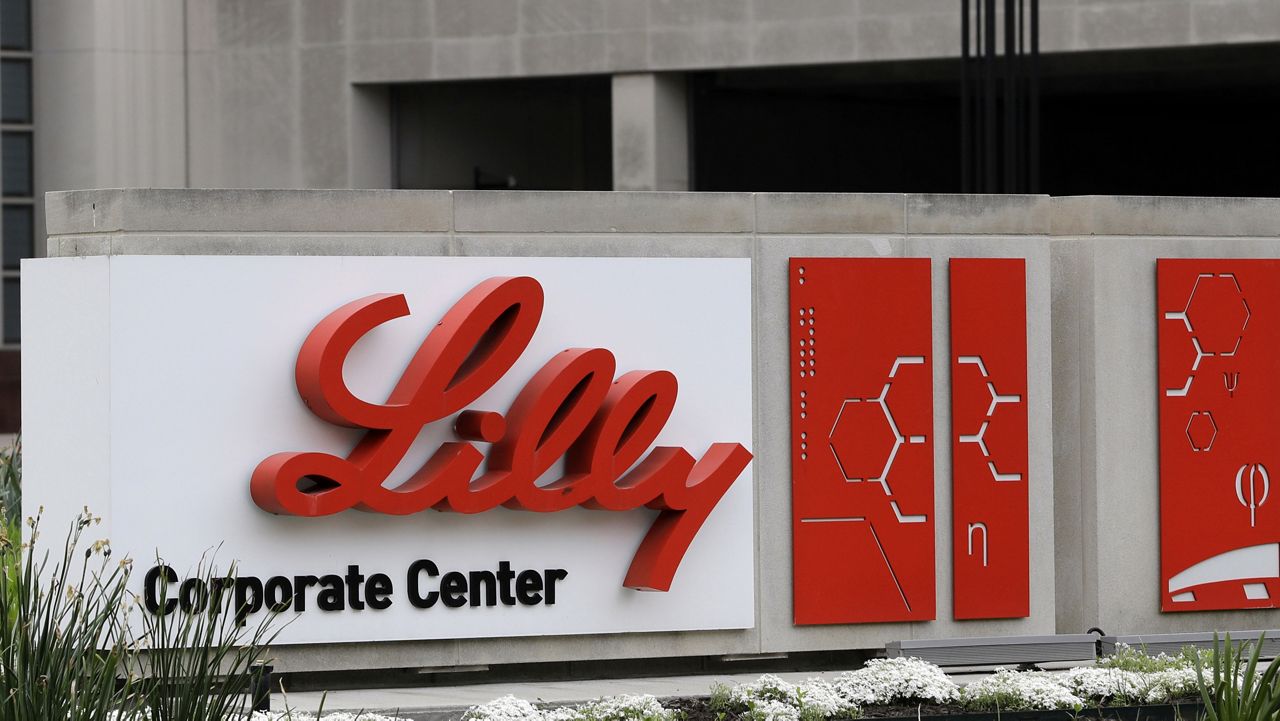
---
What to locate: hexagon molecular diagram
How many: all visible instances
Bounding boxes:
[1158,259,1280,612]
[950,258,1030,621]
[790,257,934,625]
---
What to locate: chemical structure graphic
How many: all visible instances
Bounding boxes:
[828,356,928,524]
[1165,273,1250,397]
[956,356,1023,482]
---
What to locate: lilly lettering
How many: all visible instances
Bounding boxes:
[251,276,753,592]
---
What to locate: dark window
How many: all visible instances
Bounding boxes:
[3,204,31,270]
[2,132,31,197]
[0,0,30,50]
[3,278,18,344]
[1,59,31,123]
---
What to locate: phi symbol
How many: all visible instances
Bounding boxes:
[1235,463,1271,528]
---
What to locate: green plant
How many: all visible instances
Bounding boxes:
[709,682,734,713]
[0,510,136,721]
[1100,643,1195,673]
[125,555,286,721]
[1196,632,1280,721]
[0,437,18,530]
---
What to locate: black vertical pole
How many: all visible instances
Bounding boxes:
[983,0,997,192]
[1029,0,1040,193]
[961,0,970,193]
[1016,0,1025,193]
[1003,0,1015,193]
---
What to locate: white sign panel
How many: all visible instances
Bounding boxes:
[22,256,754,644]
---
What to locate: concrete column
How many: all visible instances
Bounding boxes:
[611,73,689,191]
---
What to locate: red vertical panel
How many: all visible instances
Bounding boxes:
[790,257,935,625]
[950,258,1029,620]
[1159,259,1280,611]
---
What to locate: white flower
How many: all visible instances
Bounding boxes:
[741,698,801,721]
[1140,666,1202,703]
[463,695,545,721]
[834,657,960,705]
[575,693,678,721]
[963,668,1083,711]
[1058,666,1146,704]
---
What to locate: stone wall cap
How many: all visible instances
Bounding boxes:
[46,188,454,235]
[1051,195,1280,237]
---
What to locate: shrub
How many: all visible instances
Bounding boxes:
[832,657,960,706]
[962,668,1084,711]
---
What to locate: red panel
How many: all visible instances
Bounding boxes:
[790,258,935,625]
[1159,260,1280,612]
[949,258,1029,620]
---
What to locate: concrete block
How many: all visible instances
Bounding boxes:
[520,0,606,34]
[751,20,858,67]
[351,0,434,42]
[1192,0,1280,44]
[433,36,519,78]
[855,10,958,62]
[1076,1,1192,50]
[647,26,751,69]
[907,194,1050,236]
[520,32,610,76]
[1051,196,1280,238]
[433,0,519,38]
[186,49,300,188]
[449,233,752,259]
[755,194,904,235]
[452,191,753,234]
[300,0,346,45]
[603,0,650,30]
[649,0,749,27]
[752,0,857,23]
[349,40,434,83]
[104,233,452,257]
[299,47,350,188]
[45,190,454,236]
[606,30,648,70]
[213,0,296,48]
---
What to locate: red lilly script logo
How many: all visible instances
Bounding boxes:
[251,276,752,591]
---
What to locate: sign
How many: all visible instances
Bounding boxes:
[23,256,755,643]
[1158,259,1280,611]
[789,257,935,625]
[950,258,1029,620]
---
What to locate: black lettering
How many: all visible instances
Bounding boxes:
[545,569,567,605]
[234,576,264,626]
[344,565,366,611]
[469,570,497,607]
[210,576,234,615]
[265,576,293,612]
[440,571,467,608]
[515,570,543,605]
[316,574,345,612]
[144,565,178,615]
[366,573,393,610]
[292,575,319,612]
[407,560,439,609]
[179,577,208,614]
[497,561,517,605]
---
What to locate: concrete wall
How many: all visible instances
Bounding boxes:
[43,189,1058,672]
[31,1,1280,213]
[42,189,1280,672]
[1050,196,1280,637]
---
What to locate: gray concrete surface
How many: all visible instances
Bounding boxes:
[1049,195,1280,638]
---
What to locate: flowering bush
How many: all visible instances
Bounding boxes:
[961,668,1084,711]
[833,657,960,706]
[464,694,678,721]
[726,674,859,721]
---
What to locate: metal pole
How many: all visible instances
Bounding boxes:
[1029,0,1040,193]
[984,0,997,192]
[1004,0,1015,193]
[961,0,971,192]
